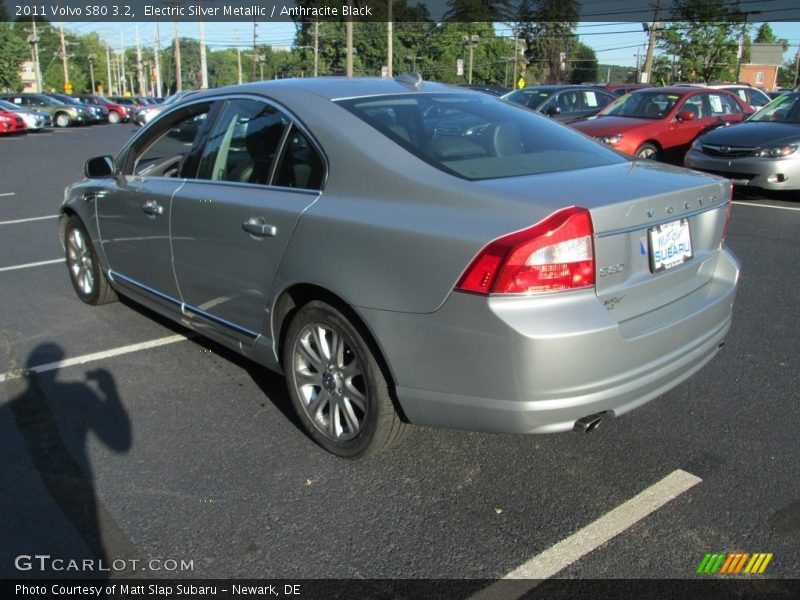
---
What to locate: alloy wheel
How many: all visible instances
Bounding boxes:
[292,323,368,442]
[66,227,95,297]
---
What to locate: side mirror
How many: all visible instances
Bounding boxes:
[544,105,562,116]
[677,111,696,122]
[85,156,114,178]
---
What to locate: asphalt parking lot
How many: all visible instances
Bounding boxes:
[1,125,798,590]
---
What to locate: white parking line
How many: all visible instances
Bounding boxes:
[0,192,15,197]
[0,258,64,273]
[471,469,702,599]
[733,201,800,212]
[0,334,190,384]
[0,215,58,226]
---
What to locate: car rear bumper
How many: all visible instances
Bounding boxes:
[685,150,800,190]
[360,247,739,434]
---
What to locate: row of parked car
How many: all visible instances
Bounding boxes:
[0,92,165,134]
[487,81,799,193]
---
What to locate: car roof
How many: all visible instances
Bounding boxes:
[184,76,469,103]
[186,76,499,103]
[515,85,589,92]
[634,86,726,95]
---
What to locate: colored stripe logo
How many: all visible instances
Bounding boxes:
[696,552,773,574]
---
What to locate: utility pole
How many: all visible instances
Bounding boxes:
[463,34,479,85]
[794,47,799,88]
[313,20,319,77]
[111,51,118,95]
[59,24,70,90]
[634,47,642,82]
[88,54,96,93]
[135,25,145,96]
[154,23,163,98]
[143,61,151,96]
[28,19,43,93]
[173,20,182,91]
[346,17,354,78]
[236,33,243,84]
[199,18,208,88]
[736,11,762,82]
[120,31,126,95]
[512,32,519,89]
[252,19,258,80]
[105,41,113,95]
[642,0,660,84]
[387,1,393,77]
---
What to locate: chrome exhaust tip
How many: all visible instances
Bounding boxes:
[574,411,612,433]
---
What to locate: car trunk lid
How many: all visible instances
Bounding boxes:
[476,160,731,324]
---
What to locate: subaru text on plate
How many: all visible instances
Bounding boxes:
[59,76,740,458]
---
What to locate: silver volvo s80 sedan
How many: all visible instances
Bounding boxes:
[59,76,740,458]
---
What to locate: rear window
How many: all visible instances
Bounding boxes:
[338,93,624,180]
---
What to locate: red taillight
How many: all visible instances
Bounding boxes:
[456,206,595,295]
[721,182,733,244]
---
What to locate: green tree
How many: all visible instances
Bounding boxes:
[777,54,799,89]
[754,23,788,50]
[422,22,508,85]
[516,0,580,84]
[658,0,743,82]
[73,32,107,93]
[569,43,597,84]
[650,54,676,85]
[207,48,239,87]
[0,22,28,92]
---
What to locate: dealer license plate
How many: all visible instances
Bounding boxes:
[648,218,693,273]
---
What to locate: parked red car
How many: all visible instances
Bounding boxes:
[570,86,751,163]
[0,109,26,134]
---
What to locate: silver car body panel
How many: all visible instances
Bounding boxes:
[61,78,739,434]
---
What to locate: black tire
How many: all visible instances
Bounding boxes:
[64,216,117,306]
[283,301,409,458]
[108,111,121,124]
[635,142,660,161]
[55,112,71,128]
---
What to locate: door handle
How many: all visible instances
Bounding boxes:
[242,217,277,238]
[142,200,164,216]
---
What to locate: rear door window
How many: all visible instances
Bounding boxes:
[273,125,325,190]
[196,98,289,186]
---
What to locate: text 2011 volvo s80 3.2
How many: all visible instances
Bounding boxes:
[59,76,740,458]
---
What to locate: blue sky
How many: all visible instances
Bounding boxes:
[61,20,800,68]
